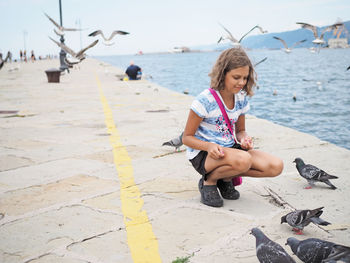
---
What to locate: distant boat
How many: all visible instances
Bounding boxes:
[170,47,185,53]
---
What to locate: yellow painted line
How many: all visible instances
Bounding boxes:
[113,104,125,108]
[96,75,162,263]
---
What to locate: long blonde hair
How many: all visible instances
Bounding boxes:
[209,47,256,96]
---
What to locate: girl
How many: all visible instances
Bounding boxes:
[182,48,283,207]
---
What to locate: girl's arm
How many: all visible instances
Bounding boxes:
[183,110,224,159]
[235,115,253,150]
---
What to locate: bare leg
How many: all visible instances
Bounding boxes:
[240,150,284,178]
[204,148,252,185]
[204,148,283,185]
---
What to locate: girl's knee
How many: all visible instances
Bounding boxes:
[269,158,284,177]
[230,151,252,173]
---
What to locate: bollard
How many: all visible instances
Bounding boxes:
[45,68,61,83]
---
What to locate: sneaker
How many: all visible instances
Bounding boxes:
[217,179,240,200]
[198,178,223,207]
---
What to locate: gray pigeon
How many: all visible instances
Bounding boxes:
[322,244,350,262]
[281,207,331,235]
[162,132,183,151]
[286,237,335,263]
[251,227,296,263]
[293,158,338,189]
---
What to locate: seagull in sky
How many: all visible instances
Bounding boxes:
[88,30,129,46]
[254,57,267,67]
[296,22,343,45]
[218,23,267,46]
[49,37,98,65]
[44,13,82,36]
[273,36,306,53]
[0,52,10,70]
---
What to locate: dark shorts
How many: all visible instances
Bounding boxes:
[189,143,246,180]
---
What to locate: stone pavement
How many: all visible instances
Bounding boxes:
[0,58,349,263]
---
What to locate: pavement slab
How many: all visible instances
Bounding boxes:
[0,58,349,263]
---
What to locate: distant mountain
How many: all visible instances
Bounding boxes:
[192,21,350,51]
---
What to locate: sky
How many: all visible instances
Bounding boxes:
[1,0,349,58]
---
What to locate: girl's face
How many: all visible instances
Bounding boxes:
[224,66,249,93]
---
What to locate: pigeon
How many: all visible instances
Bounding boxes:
[218,23,267,46]
[281,207,331,235]
[254,57,267,67]
[44,12,82,36]
[49,37,98,65]
[251,227,296,263]
[296,22,343,45]
[293,157,338,189]
[273,36,306,53]
[286,237,335,263]
[162,132,183,151]
[88,30,129,46]
[322,244,350,262]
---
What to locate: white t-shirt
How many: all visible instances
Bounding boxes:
[187,89,250,160]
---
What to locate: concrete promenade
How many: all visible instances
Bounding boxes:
[0,58,349,263]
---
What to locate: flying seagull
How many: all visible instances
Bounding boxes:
[251,228,296,263]
[162,132,183,151]
[0,52,10,70]
[323,244,350,262]
[49,37,98,65]
[254,57,267,67]
[293,157,338,189]
[88,30,129,46]
[218,23,267,46]
[281,207,330,235]
[273,36,306,53]
[0,56,4,70]
[44,12,82,36]
[296,22,344,45]
[347,65,350,71]
[286,237,335,263]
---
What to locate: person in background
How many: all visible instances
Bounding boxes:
[31,50,36,62]
[20,50,23,61]
[125,61,142,80]
[7,51,12,63]
[182,47,283,207]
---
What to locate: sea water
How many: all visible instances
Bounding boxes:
[97,48,350,150]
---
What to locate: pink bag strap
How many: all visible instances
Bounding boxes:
[209,88,236,143]
[209,88,242,186]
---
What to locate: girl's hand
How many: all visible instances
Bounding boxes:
[240,136,253,150]
[207,143,225,159]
